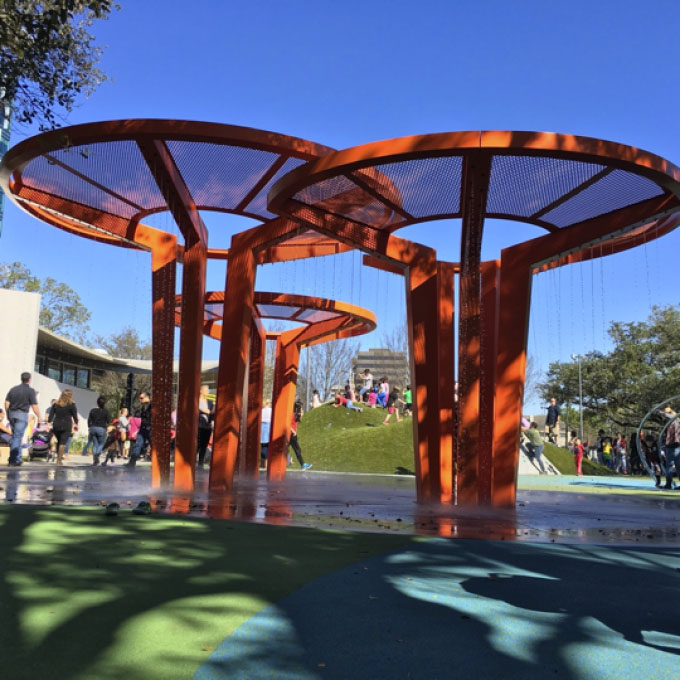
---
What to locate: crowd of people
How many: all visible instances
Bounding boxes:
[519,396,680,488]
[326,370,413,422]
[2,372,167,468]
[6,371,680,489]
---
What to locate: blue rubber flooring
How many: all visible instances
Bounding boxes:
[196,539,680,680]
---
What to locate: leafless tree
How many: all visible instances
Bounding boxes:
[523,354,542,407]
[301,338,359,401]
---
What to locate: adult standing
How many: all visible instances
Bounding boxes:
[197,384,214,468]
[87,397,110,466]
[663,412,680,490]
[545,397,561,444]
[48,390,79,465]
[4,372,41,466]
[126,392,151,468]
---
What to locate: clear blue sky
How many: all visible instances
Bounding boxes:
[1,0,680,413]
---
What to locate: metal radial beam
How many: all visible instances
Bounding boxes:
[138,138,208,491]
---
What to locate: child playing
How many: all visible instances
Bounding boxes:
[573,437,584,476]
[333,392,363,412]
[101,423,120,466]
[383,387,404,425]
[403,385,412,416]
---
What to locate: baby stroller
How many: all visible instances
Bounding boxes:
[29,425,54,462]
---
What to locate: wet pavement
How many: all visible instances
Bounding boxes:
[1,458,679,545]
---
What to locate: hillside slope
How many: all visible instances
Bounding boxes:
[297,404,415,474]
[296,404,617,477]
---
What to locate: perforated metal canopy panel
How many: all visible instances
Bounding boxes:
[269,130,680,242]
[0,120,337,254]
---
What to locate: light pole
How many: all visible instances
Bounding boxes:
[571,353,584,442]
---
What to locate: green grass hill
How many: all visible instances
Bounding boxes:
[298,404,617,477]
[297,403,415,474]
[542,442,616,476]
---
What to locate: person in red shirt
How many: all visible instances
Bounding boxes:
[333,392,363,412]
[289,401,312,470]
[573,437,584,476]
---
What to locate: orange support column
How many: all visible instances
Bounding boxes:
[406,257,441,502]
[492,248,532,507]
[456,154,490,505]
[149,234,177,487]
[268,332,300,481]
[211,242,256,491]
[479,260,500,504]
[174,234,207,490]
[244,318,266,479]
[437,262,455,504]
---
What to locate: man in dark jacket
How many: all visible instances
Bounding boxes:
[126,392,151,468]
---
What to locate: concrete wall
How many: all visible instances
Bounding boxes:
[0,288,40,406]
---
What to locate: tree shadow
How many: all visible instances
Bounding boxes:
[0,504,409,680]
[199,538,680,679]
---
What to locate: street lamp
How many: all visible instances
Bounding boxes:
[571,353,584,442]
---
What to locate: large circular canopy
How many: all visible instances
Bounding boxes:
[0,119,340,255]
[268,130,680,259]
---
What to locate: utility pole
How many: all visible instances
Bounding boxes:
[571,353,584,442]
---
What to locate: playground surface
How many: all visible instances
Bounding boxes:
[0,463,678,679]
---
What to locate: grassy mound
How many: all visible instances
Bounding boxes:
[298,403,415,474]
[542,442,617,476]
[298,406,619,478]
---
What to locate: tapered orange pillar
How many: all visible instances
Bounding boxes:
[149,234,177,487]
[268,333,300,481]
[479,260,500,504]
[437,262,456,504]
[491,250,532,507]
[406,255,442,502]
[174,234,207,490]
[211,241,257,490]
[244,318,266,479]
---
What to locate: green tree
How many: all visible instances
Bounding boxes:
[0,260,91,341]
[91,326,151,411]
[540,305,680,431]
[0,0,118,129]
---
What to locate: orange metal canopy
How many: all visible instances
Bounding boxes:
[0,119,345,258]
[268,129,680,261]
[175,291,376,345]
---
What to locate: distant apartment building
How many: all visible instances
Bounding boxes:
[352,348,409,390]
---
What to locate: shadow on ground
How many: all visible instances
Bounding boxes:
[200,539,680,680]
